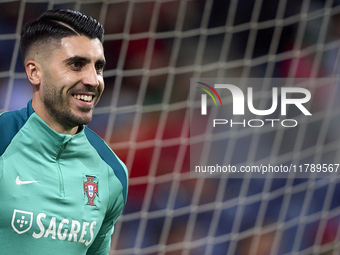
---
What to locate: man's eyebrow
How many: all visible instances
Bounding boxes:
[64,56,106,66]
[96,59,106,67]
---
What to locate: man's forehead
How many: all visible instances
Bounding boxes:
[58,36,105,60]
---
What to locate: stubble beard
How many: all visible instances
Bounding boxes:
[43,84,94,130]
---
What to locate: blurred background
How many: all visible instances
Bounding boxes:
[2,0,340,254]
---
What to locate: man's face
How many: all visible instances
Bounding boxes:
[38,35,105,131]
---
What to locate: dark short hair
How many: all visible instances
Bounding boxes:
[20,9,104,60]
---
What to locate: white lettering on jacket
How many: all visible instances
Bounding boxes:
[31,212,96,246]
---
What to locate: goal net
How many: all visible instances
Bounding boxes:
[2,0,340,254]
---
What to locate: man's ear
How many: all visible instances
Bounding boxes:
[25,60,41,86]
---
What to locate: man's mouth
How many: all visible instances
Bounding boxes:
[72,94,93,103]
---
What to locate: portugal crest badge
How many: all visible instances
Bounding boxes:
[84,176,98,206]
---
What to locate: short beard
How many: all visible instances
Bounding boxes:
[43,85,93,130]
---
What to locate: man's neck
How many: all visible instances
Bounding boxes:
[31,99,79,135]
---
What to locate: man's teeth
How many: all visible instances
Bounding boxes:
[73,94,93,102]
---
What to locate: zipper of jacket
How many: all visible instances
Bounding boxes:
[56,143,67,197]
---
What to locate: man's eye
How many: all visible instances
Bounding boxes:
[71,62,82,69]
[95,64,104,73]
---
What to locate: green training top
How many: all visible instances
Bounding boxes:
[0,101,128,254]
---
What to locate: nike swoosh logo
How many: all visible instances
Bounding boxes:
[16,176,39,185]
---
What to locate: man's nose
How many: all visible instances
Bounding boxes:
[83,66,99,87]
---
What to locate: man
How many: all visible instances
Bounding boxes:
[0,9,128,254]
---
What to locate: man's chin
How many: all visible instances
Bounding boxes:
[69,112,93,127]
[77,116,93,126]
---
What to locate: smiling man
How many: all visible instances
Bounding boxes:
[0,9,128,255]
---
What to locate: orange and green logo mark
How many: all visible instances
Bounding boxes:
[197,82,222,115]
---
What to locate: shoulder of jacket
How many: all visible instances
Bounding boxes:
[0,106,33,156]
[84,127,128,204]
